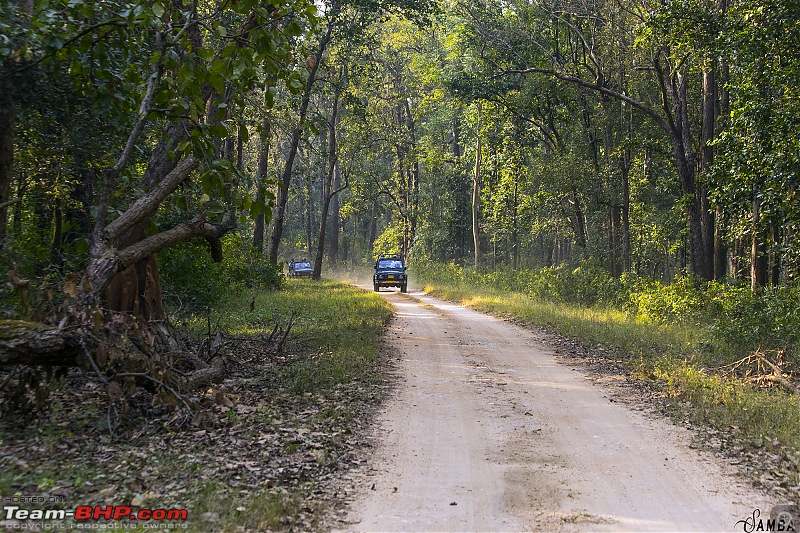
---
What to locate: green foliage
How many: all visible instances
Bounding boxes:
[415,260,631,307]
[415,261,800,360]
[628,276,723,324]
[711,286,800,354]
[371,221,405,259]
[158,233,284,313]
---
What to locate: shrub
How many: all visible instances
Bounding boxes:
[414,260,799,363]
[159,232,284,312]
[711,285,800,355]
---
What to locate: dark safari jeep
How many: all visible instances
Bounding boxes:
[288,259,313,279]
[373,255,407,293]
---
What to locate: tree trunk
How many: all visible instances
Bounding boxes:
[700,66,718,279]
[610,205,622,277]
[715,55,730,280]
[572,189,587,249]
[50,198,63,268]
[751,195,768,291]
[771,225,781,287]
[0,321,81,366]
[328,160,340,265]
[368,203,377,254]
[472,102,482,270]
[512,180,519,269]
[620,153,631,272]
[0,66,15,254]
[253,113,271,253]
[313,83,342,280]
[664,66,713,280]
[404,100,420,250]
[306,175,315,257]
[268,25,330,264]
[714,205,727,279]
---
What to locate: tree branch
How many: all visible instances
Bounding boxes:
[104,156,199,243]
[115,211,235,269]
[494,67,672,135]
[0,197,21,210]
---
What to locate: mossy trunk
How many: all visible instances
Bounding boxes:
[0,320,80,366]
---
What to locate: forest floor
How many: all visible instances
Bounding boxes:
[0,280,394,532]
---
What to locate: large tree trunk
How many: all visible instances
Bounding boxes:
[664,66,713,280]
[700,66,718,279]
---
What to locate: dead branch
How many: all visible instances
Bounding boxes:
[751,351,798,393]
[114,372,193,414]
[275,312,295,354]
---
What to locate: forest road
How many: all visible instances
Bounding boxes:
[338,287,774,532]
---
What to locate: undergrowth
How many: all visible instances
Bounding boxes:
[414,262,800,475]
[0,280,393,531]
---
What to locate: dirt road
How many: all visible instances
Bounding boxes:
[339,288,773,532]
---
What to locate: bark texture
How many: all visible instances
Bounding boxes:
[0,321,80,366]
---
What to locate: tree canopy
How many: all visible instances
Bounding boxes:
[2,0,799,332]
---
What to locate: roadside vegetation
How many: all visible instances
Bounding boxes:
[0,278,392,531]
[414,262,800,497]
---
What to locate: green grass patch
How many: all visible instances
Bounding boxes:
[183,279,393,393]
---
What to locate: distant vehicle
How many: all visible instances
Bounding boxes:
[288,259,313,279]
[373,255,407,293]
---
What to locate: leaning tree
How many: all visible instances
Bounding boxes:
[0,0,315,367]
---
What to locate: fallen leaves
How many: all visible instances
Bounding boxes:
[0,340,394,533]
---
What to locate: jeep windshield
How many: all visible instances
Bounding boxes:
[377,259,404,270]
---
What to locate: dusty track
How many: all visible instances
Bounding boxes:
[339,288,773,532]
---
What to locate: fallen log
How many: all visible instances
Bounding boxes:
[0,320,81,366]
